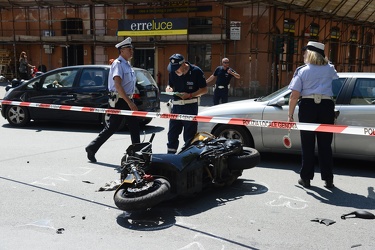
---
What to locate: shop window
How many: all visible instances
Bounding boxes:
[188,44,211,71]
[364,33,373,66]
[189,18,212,34]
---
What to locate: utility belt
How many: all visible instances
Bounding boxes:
[172,97,199,105]
[108,91,133,107]
[215,85,228,89]
[302,94,332,104]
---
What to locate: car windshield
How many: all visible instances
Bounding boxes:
[257,86,289,101]
[135,70,156,87]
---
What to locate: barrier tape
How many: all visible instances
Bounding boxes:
[0,99,374,136]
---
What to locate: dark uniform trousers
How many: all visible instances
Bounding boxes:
[86,98,140,154]
[167,102,198,154]
[298,98,335,181]
[213,87,229,105]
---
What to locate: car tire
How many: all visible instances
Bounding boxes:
[6,106,31,127]
[213,125,254,147]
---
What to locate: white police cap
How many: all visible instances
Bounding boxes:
[302,41,325,57]
[115,37,133,49]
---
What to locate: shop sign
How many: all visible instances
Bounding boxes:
[118,18,188,36]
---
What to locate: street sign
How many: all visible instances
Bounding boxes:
[230,21,241,40]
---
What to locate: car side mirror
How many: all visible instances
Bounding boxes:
[276,97,286,106]
[34,81,42,90]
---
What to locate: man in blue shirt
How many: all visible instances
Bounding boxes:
[85,37,140,163]
[165,54,208,154]
[206,58,240,105]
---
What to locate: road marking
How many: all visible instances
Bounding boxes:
[266,195,308,209]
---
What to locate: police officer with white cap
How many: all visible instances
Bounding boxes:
[288,41,339,188]
[165,53,208,154]
[85,37,140,163]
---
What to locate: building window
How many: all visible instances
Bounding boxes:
[188,44,211,71]
[284,19,295,68]
[189,18,212,34]
[309,23,320,41]
[364,33,373,66]
[330,27,340,64]
[62,18,83,35]
[349,30,357,71]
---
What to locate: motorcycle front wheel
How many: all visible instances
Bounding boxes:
[114,178,171,211]
[228,147,260,170]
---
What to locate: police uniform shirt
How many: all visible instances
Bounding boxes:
[108,56,136,94]
[214,66,234,87]
[288,63,339,96]
[168,62,207,100]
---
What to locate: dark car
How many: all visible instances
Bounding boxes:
[1,65,160,128]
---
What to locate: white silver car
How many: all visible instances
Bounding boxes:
[198,73,375,161]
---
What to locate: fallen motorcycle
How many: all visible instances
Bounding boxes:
[114,132,260,211]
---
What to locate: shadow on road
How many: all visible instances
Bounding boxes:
[116,179,268,230]
[1,121,165,134]
[257,152,375,178]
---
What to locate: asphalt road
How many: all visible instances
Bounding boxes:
[0,84,374,250]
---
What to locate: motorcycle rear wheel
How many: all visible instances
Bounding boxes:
[114,178,171,211]
[228,147,260,170]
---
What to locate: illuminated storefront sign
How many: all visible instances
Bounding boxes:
[118,18,188,36]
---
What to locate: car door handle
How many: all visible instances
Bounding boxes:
[61,92,74,97]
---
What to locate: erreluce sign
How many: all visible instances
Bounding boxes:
[118,18,188,36]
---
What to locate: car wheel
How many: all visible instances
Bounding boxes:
[213,125,254,147]
[6,106,30,127]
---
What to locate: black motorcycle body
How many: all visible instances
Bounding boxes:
[114,132,260,211]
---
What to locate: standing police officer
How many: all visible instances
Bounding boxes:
[206,58,240,105]
[85,37,140,163]
[288,41,339,188]
[166,54,208,154]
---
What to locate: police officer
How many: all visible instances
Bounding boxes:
[166,54,208,154]
[85,37,140,163]
[206,58,240,105]
[288,41,339,188]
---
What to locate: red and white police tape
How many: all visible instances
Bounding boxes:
[0,100,374,136]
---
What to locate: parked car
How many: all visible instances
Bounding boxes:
[1,65,160,128]
[198,72,375,161]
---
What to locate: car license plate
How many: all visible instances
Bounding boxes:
[146,91,156,97]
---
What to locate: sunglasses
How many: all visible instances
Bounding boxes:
[223,61,229,64]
